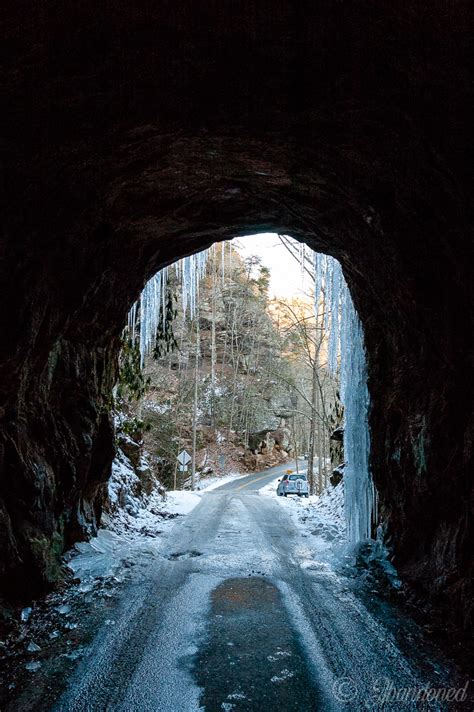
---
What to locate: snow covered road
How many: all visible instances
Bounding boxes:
[4,470,470,711]
[49,477,469,711]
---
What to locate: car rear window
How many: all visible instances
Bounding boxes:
[289,475,306,480]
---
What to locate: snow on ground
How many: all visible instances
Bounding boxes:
[260,476,345,541]
[67,444,208,588]
[259,476,346,567]
[68,488,202,586]
[0,461,224,697]
[260,476,404,593]
[68,455,244,589]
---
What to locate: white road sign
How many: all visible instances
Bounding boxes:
[177,450,191,465]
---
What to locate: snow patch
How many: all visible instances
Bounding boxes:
[67,488,201,587]
[259,477,347,570]
[142,400,171,415]
[227,690,247,700]
[107,448,141,514]
[260,478,345,544]
[270,669,294,683]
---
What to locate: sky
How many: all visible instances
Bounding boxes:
[232,233,313,299]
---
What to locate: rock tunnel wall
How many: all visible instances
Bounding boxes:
[1,1,472,639]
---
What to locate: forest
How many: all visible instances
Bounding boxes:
[114,240,343,497]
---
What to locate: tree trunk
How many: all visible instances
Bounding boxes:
[307,351,319,495]
[316,385,323,494]
[291,417,299,474]
[191,312,200,490]
[210,259,217,425]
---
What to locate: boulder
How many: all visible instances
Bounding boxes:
[269,427,292,453]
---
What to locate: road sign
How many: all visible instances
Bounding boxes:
[177,450,191,465]
[179,464,188,472]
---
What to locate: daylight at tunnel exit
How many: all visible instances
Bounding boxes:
[1,3,473,711]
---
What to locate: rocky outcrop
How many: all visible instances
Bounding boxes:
[270,428,292,453]
[106,436,161,518]
[330,426,344,472]
[330,465,345,488]
[248,427,292,456]
[0,336,117,597]
[0,1,472,646]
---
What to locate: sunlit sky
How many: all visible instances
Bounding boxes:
[232,233,313,299]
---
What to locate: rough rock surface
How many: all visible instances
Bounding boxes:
[249,427,292,455]
[0,1,472,644]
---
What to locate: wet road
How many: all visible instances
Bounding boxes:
[52,465,467,711]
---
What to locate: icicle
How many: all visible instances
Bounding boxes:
[129,247,212,366]
[128,302,137,340]
[323,256,332,334]
[313,252,376,543]
[138,270,165,366]
[339,285,374,542]
[327,261,341,373]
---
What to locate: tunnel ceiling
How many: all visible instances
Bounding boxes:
[1,1,473,647]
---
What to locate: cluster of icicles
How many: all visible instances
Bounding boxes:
[312,251,377,542]
[129,238,376,543]
[129,242,234,366]
[128,250,211,366]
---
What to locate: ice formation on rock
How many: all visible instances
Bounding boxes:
[130,249,211,364]
[313,252,376,542]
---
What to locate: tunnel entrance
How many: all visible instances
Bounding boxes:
[123,234,376,546]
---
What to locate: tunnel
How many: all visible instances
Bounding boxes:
[1,0,472,652]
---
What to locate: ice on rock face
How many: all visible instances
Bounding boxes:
[25,661,42,672]
[340,286,376,542]
[313,253,376,543]
[138,266,168,366]
[55,604,71,615]
[27,641,41,653]
[130,248,211,365]
[21,607,33,622]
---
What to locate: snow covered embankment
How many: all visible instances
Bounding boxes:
[69,444,245,587]
[260,478,346,559]
[260,477,401,591]
[68,446,201,586]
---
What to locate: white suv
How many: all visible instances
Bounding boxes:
[277,471,309,497]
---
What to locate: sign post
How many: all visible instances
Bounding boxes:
[178,450,192,466]
[177,450,192,488]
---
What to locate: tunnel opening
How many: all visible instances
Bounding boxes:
[1,204,472,656]
[125,234,377,547]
